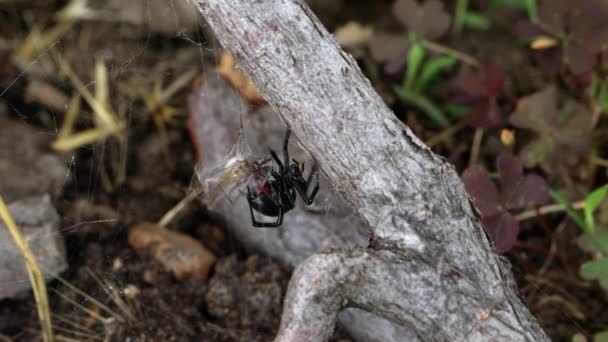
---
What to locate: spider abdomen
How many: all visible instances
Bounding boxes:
[249,181,296,217]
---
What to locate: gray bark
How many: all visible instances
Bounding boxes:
[189,0,549,341]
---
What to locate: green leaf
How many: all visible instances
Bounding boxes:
[577,227,608,254]
[463,11,492,31]
[572,333,587,342]
[415,56,457,93]
[599,84,608,113]
[491,0,529,10]
[585,184,608,233]
[580,258,608,289]
[519,138,554,168]
[395,87,450,128]
[443,103,469,119]
[404,41,426,92]
[550,189,588,232]
[525,0,538,23]
[453,0,469,34]
[595,331,608,342]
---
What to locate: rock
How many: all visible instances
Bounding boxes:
[0,106,68,202]
[128,222,216,281]
[0,195,67,299]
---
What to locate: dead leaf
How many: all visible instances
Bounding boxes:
[217,52,265,104]
[334,21,373,48]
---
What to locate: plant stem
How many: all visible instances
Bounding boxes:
[525,0,538,23]
[425,120,467,147]
[468,128,484,166]
[592,156,608,169]
[420,39,480,67]
[453,0,469,35]
[516,201,585,221]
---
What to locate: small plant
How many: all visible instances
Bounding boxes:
[370,0,452,74]
[551,184,608,287]
[589,73,608,115]
[370,0,484,128]
[519,0,608,75]
[509,85,593,170]
[394,43,457,128]
[453,0,492,34]
[461,154,549,252]
[456,64,507,128]
[491,0,537,22]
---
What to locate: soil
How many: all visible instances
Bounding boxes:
[0,1,607,341]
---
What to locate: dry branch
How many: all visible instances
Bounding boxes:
[189,0,550,341]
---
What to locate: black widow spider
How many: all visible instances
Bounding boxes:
[246,129,319,227]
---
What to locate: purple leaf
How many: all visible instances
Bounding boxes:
[392,0,451,40]
[503,174,550,210]
[461,165,502,217]
[465,99,502,129]
[462,154,549,253]
[369,32,410,74]
[496,154,523,191]
[509,85,593,169]
[482,213,519,253]
[457,64,506,128]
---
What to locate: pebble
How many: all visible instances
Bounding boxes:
[128,222,216,281]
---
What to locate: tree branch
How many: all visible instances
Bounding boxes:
[190,0,549,340]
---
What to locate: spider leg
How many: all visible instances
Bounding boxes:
[254,207,284,227]
[247,186,263,227]
[270,149,283,172]
[282,129,291,167]
[294,163,319,205]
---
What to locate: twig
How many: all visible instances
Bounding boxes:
[420,39,480,67]
[425,120,467,147]
[158,187,204,227]
[591,156,608,169]
[516,201,585,221]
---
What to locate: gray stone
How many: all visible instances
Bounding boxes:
[0,107,68,202]
[0,195,67,299]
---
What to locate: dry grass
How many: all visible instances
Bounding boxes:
[0,195,54,342]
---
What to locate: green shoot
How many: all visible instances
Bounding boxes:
[416,56,457,93]
[453,0,469,35]
[549,189,587,232]
[585,184,608,233]
[525,0,538,23]
[404,41,426,92]
[394,87,450,128]
[490,0,537,22]
[463,11,491,31]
